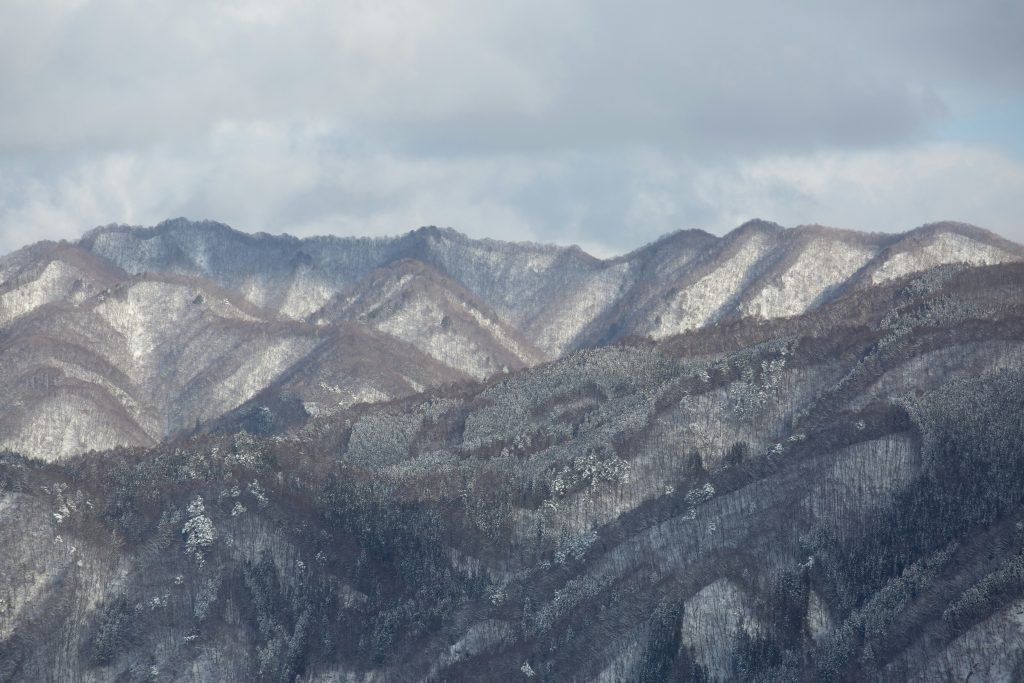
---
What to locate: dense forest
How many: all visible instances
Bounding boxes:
[3,254,1024,681]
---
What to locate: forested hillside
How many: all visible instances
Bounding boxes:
[2,218,1020,461]
[3,254,1024,681]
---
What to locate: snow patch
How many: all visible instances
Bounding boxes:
[681,579,762,678]
[96,281,256,369]
[873,232,1016,284]
[374,295,481,377]
[345,386,392,407]
[535,262,632,355]
[743,239,875,318]
[0,393,144,460]
[206,337,316,420]
[0,260,81,324]
[280,266,341,319]
[806,590,832,641]
[651,234,769,338]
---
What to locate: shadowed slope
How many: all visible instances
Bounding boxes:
[4,262,1024,680]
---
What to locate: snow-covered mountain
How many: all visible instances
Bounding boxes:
[313,258,548,380]
[5,250,1024,681]
[80,217,1024,348]
[1,217,1020,459]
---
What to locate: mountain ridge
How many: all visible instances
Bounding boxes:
[5,254,1024,680]
[1,217,1020,460]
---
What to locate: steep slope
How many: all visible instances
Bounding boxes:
[2,232,539,458]
[613,220,1022,341]
[0,266,484,460]
[2,217,1021,462]
[314,259,549,379]
[0,242,127,326]
[567,228,720,347]
[633,220,784,338]
[735,226,884,319]
[862,221,1024,285]
[0,275,320,460]
[4,262,1024,681]
[81,219,401,318]
[79,218,1024,355]
[80,220,610,355]
[209,320,474,434]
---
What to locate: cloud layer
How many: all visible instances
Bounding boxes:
[1,0,1022,255]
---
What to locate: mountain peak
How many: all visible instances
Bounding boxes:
[904,220,1024,251]
[80,217,233,246]
[732,218,785,236]
[408,224,464,240]
[4,214,1024,680]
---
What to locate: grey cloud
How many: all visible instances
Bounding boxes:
[0,0,1021,254]
[2,0,1013,154]
[5,137,1022,258]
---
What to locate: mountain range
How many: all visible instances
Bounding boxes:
[3,218,1024,681]
[2,218,1020,460]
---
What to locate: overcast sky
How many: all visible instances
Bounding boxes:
[1,0,1022,256]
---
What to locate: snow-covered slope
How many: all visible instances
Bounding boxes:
[740,233,879,319]
[0,275,319,460]
[79,218,1024,352]
[7,258,1024,681]
[317,259,548,379]
[213,321,473,429]
[1,217,1020,459]
[0,243,126,326]
[646,227,775,338]
[81,221,603,354]
[0,267,473,459]
[868,223,1023,284]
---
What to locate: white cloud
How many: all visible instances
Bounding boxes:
[5,0,1016,152]
[0,1,1021,254]
[689,143,1024,236]
[0,122,559,252]
[2,118,1022,256]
